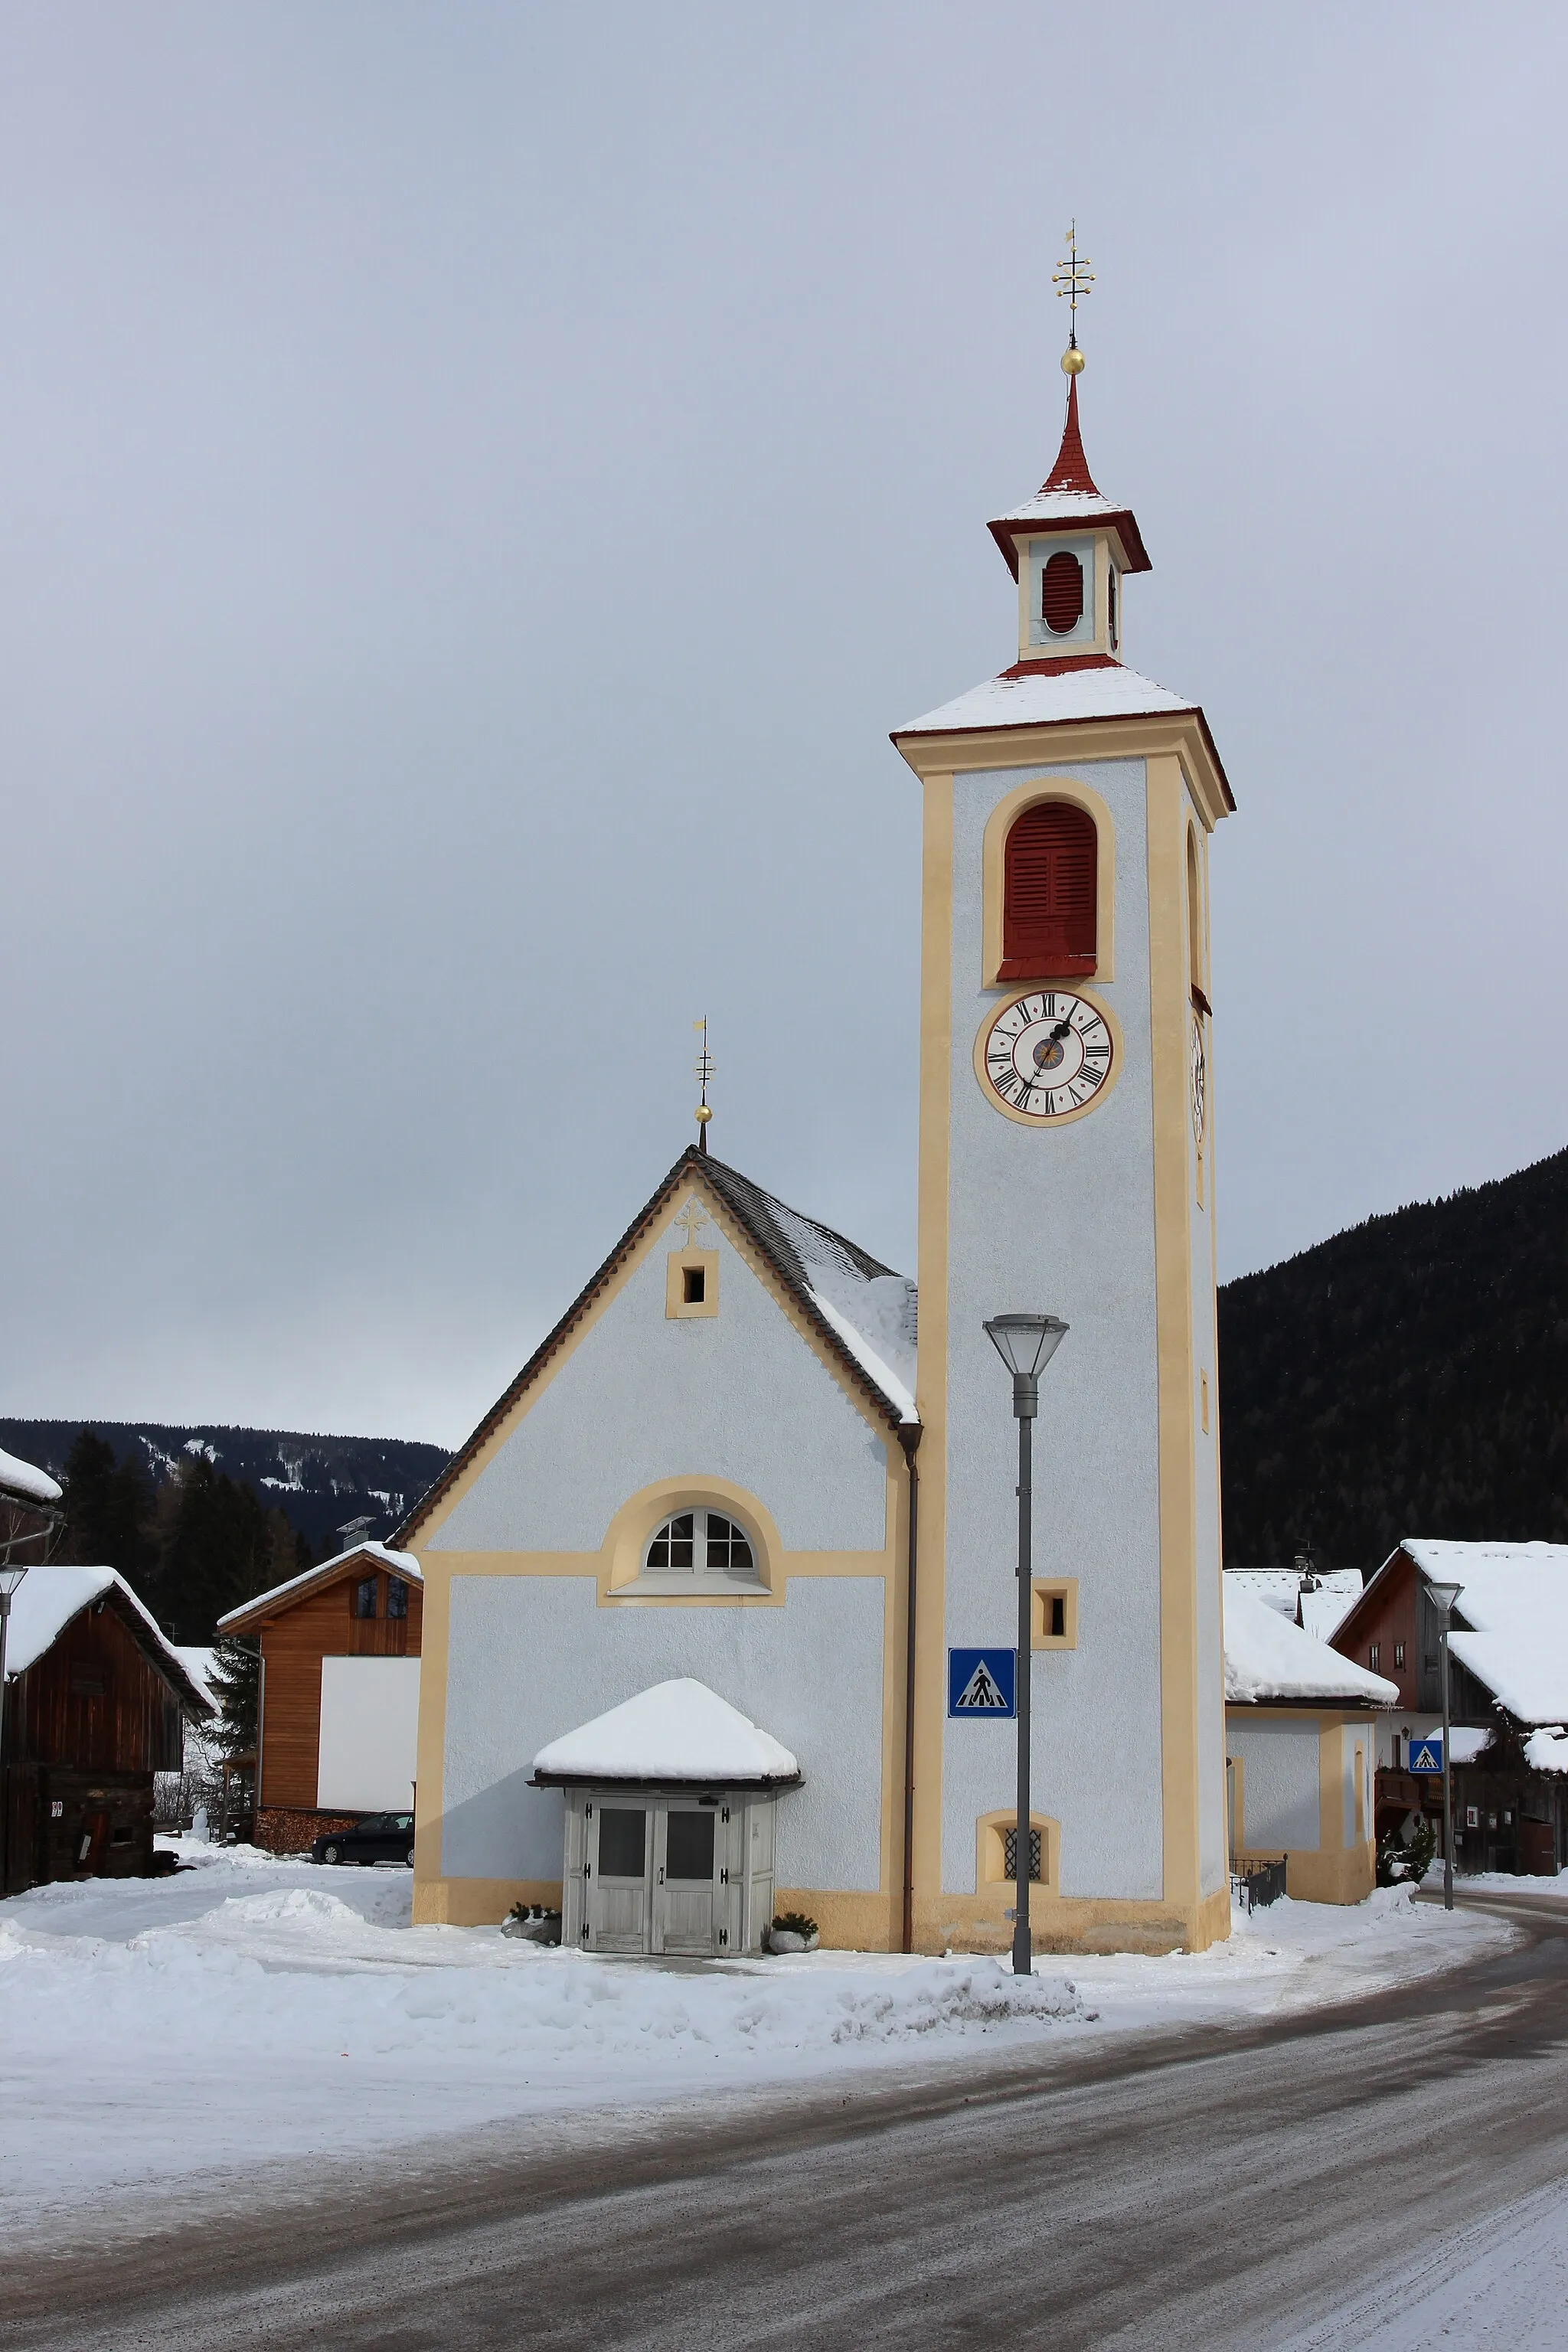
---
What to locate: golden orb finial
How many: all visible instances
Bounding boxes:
[694,1102,712,1125]
[1061,345,1086,376]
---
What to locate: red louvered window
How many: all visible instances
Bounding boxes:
[1000,802,1097,981]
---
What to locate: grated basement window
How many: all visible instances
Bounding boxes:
[1001,1827,1044,1883]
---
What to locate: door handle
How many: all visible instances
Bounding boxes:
[658,1866,665,1884]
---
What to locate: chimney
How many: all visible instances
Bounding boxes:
[337,1514,376,1555]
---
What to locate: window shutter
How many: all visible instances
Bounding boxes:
[999,802,1097,979]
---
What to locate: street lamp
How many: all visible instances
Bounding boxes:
[0,1562,28,1779]
[984,1312,1069,1977]
[1426,1579,1463,1912]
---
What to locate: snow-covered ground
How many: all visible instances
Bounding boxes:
[1281,2175,1568,2349]
[0,1842,1511,2247]
[1447,1866,1568,1900]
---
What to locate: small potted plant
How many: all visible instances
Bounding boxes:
[765,1910,819,1955]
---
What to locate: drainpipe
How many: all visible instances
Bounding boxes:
[897,1423,923,1955]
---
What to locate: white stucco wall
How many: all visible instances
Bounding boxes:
[427,1201,890,1557]
[440,1573,887,1892]
[940,756,1165,1902]
[1228,1715,1321,1854]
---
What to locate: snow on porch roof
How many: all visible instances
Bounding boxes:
[1224,1583,1396,1708]
[531,1678,802,1787]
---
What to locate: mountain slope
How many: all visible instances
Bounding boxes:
[0,1422,451,1561]
[1217,1145,1568,1571]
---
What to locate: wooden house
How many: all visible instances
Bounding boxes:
[1,1565,212,1893]
[218,1540,423,1854]
[1332,1540,1568,1875]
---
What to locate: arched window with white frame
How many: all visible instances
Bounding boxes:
[642,1508,762,1587]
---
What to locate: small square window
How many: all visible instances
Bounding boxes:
[387,1577,409,1620]
[354,1576,378,1619]
[1001,1826,1044,1883]
[683,1265,706,1305]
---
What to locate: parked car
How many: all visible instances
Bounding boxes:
[312,1813,416,1867]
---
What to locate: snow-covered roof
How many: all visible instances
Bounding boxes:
[3,1565,211,1713]
[991,487,1126,530]
[1224,1584,1396,1707]
[1448,1727,1494,1766]
[1221,1570,1363,1648]
[172,1644,218,1711]
[1300,1581,1364,1645]
[531,1678,802,1785]
[1524,1727,1568,1775]
[0,1445,62,1508]
[895,661,1195,739]
[1394,1541,1568,1727]
[217,1539,421,1632]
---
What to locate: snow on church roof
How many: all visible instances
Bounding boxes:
[531,1679,802,1785]
[1224,1583,1396,1708]
[895,659,1195,740]
[700,1158,917,1423]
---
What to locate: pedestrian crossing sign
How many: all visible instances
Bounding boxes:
[1409,1738,1443,1774]
[947,1647,1016,1719]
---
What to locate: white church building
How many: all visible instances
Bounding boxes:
[398,354,1243,1958]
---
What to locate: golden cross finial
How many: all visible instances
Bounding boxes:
[692,1015,714,1153]
[1052,219,1093,375]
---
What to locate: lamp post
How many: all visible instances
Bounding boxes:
[1426,1579,1463,1912]
[983,1312,1069,1976]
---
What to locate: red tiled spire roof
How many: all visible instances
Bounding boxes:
[1040,375,1099,497]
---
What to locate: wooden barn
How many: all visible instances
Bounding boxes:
[1,1565,213,1893]
[217,1540,423,1854]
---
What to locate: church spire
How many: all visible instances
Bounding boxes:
[1040,374,1099,500]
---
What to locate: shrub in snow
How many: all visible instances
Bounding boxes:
[766,1912,820,1955]
[1377,1815,1437,1888]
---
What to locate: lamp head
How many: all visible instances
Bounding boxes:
[984,1314,1069,1416]
[0,1563,29,1600]
[1426,1580,1463,1619]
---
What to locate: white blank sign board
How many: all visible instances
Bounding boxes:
[316,1656,421,1811]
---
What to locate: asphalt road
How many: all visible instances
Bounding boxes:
[8,1891,1568,2352]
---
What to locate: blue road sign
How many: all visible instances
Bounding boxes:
[947,1647,1016,1719]
[1409,1737,1443,1774]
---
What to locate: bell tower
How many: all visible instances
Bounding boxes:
[892,253,1234,1955]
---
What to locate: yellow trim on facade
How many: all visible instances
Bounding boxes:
[975,1808,1060,1893]
[1031,1579,1078,1649]
[912,770,956,1929]
[971,982,1125,1132]
[979,773,1117,988]
[1147,753,1204,1922]
[665,1247,719,1318]
[895,711,1232,835]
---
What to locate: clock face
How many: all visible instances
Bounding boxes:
[1189,1018,1207,1150]
[982,989,1114,1120]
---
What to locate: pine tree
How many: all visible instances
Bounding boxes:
[147,1459,276,1641]
[58,1429,156,1590]
[206,1635,260,1759]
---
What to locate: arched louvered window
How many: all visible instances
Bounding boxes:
[999,801,1097,981]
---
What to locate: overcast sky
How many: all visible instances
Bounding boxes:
[3,5,1566,1449]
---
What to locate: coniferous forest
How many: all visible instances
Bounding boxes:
[1218,1144,1568,1573]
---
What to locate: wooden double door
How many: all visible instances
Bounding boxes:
[562,1787,778,1957]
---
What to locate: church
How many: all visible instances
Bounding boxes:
[397,315,1235,1959]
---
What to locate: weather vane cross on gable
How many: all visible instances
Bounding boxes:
[692,1015,714,1154]
[673,1199,711,1250]
[1052,219,1093,374]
